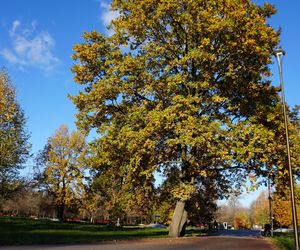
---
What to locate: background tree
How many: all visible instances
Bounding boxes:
[265,105,300,228]
[42,125,87,221]
[2,187,40,217]
[250,191,269,227]
[216,192,242,227]
[81,122,156,224]
[262,104,300,191]
[234,208,251,229]
[70,0,282,236]
[0,69,31,200]
[273,185,300,228]
[79,190,103,223]
[152,200,174,225]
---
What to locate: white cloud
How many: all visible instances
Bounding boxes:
[0,20,60,73]
[0,49,20,64]
[99,1,119,36]
[11,20,21,34]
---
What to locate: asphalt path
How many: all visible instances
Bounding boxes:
[0,230,274,250]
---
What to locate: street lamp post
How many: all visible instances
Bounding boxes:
[275,47,299,250]
[268,174,273,237]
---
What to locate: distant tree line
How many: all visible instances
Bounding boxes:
[216,187,300,230]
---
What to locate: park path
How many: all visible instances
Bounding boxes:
[0,235,274,250]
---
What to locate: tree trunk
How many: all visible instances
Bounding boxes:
[179,209,188,236]
[169,201,188,237]
[57,204,65,222]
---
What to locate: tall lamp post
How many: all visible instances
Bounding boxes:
[268,173,273,237]
[275,47,299,250]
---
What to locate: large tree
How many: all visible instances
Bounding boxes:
[41,125,87,221]
[70,0,284,236]
[0,69,31,200]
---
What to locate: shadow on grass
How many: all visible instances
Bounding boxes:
[0,217,168,246]
[186,228,262,238]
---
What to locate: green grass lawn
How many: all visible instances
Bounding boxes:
[0,216,168,245]
[271,233,295,250]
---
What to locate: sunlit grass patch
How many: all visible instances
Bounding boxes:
[0,216,168,245]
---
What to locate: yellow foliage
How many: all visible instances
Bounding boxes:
[44,125,87,209]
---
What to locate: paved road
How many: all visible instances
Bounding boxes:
[0,236,273,250]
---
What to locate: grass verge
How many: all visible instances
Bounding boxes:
[270,233,295,250]
[0,216,168,246]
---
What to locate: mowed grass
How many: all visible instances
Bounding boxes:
[271,233,296,250]
[0,217,168,246]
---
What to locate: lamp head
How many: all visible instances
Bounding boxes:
[275,47,285,61]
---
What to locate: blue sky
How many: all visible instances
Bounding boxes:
[0,0,299,207]
[0,0,115,154]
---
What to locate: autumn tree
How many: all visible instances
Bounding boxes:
[1,183,41,217]
[262,104,300,192]
[0,69,31,200]
[234,208,251,229]
[70,0,283,236]
[79,190,103,223]
[267,105,300,228]
[41,125,87,221]
[250,191,269,227]
[216,192,242,227]
[273,185,300,228]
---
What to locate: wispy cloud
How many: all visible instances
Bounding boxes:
[0,20,60,74]
[11,20,21,34]
[99,1,119,36]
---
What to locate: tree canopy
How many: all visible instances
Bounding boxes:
[0,69,31,199]
[70,0,293,236]
[40,125,87,221]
